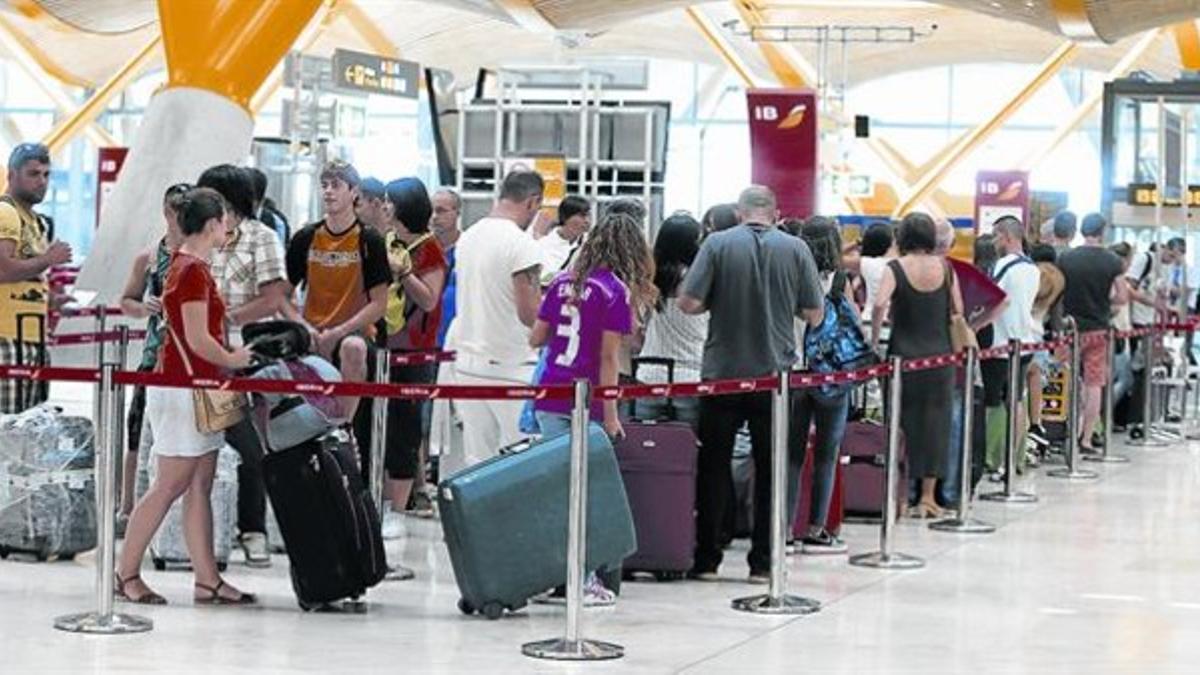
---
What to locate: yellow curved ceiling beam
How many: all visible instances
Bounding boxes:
[0,7,93,87]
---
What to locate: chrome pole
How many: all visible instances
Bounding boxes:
[1085,328,1129,463]
[850,357,924,569]
[981,339,1038,502]
[369,350,389,513]
[931,347,995,533]
[733,371,822,614]
[112,326,130,508]
[1049,320,1099,479]
[54,362,152,634]
[523,379,623,661]
[91,311,107,430]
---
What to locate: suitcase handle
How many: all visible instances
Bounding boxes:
[630,357,677,421]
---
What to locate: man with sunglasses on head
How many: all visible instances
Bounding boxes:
[0,143,72,414]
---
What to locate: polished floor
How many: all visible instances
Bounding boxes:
[3,385,1200,672]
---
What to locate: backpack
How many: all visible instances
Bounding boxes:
[804,270,876,400]
[246,355,344,451]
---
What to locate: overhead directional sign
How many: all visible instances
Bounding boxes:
[331,48,419,99]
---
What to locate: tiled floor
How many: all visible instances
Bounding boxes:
[3,383,1199,672]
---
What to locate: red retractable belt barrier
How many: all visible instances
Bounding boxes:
[390,351,456,366]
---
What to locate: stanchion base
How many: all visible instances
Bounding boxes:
[1082,453,1130,464]
[1046,467,1099,480]
[848,551,924,569]
[978,491,1038,503]
[521,638,624,661]
[730,593,821,615]
[53,612,152,635]
[929,517,996,534]
[1129,437,1170,448]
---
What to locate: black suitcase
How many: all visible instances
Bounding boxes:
[261,431,387,611]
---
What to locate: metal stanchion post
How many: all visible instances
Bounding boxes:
[1085,327,1129,463]
[112,326,130,508]
[523,379,623,661]
[981,339,1039,503]
[91,312,107,430]
[369,350,389,512]
[54,363,152,634]
[1049,321,1099,480]
[850,357,924,569]
[931,347,995,533]
[733,371,822,614]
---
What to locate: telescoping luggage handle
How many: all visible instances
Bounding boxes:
[630,357,678,421]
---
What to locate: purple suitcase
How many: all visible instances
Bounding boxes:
[842,421,905,521]
[614,357,698,580]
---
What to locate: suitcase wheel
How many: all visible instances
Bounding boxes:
[217,562,227,573]
[0,547,8,560]
[481,602,504,621]
[152,558,166,571]
[456,598,475,616]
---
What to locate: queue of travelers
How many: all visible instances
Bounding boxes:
[1,141,1187,610]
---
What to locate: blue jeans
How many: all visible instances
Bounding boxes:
[536,411,572,440]
[787,389,850,533]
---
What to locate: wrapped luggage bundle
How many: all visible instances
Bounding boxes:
[136,445,240,571]
[0,406,97,561]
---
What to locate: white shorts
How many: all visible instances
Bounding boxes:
[146,386,224,458]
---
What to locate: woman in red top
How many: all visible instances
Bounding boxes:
[116,187,255,606]
[378,177,446,543]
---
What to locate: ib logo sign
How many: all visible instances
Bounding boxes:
[978,179,1024,202]
[753,104,808,130]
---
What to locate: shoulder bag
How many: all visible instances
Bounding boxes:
[166,324,247,434]
[946,263,977,353]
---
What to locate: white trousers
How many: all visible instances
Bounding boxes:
[436,355,534,479]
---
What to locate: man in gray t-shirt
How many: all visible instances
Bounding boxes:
[679,185,823,581]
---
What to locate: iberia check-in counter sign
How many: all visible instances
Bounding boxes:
[332,48,420,100]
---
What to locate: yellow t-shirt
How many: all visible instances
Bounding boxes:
[0,200,49,341]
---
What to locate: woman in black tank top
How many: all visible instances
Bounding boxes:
[872,214,959,519]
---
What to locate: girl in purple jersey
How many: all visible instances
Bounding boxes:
[529,211,655,606]
[531,212,656,438]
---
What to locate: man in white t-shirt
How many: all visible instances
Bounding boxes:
[534,194,590,285]
[442,171,544,473]
[1125,237,1185,438]
[981,216,1041,473]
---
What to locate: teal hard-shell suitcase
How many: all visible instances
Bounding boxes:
[437,424,636,620]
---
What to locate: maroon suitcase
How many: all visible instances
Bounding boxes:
[614,357,698,580]
[841,420,905,521]
[791,434,846,538]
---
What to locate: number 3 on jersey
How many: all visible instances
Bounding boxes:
[555,303,581,367]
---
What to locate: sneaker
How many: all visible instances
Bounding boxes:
[687,568,720,582]
[583,573,616,607]
[385,564,415,581]
[747,570,770,585]
[987,469,1006,483]
[409,491,435,519]
[785,538,797,555]
[1027,424,1051,448]
[381,511,406,540]
[239,532,272,568]
[801,529,848,555]
[1024,450,1040,468]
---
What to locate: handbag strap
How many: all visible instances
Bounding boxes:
[165,323,196,378]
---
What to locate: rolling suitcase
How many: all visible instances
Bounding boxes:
[261,430,386,611]
[614,357,697,580]
[438,424,636,620]
[842,420,905,521]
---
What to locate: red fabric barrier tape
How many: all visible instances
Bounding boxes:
[49,306,125,319]
[116,370,574,401]
[390,351,456,366]
[902,353,964,372]
[791,362,895,388]
[596,375,778,400]
[49,329,148,346]
[0,365,100,384]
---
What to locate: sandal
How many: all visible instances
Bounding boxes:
[114,573,167,605]
[194,580,257,606]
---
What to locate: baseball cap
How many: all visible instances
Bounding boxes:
[1079,213,1107,237]
[8,142,50,170]
[359,177,386,199]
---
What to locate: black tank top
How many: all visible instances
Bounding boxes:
[887,259,952,359]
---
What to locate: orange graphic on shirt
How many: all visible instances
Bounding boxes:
[304,226,366,330]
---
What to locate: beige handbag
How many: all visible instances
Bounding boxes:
[167,324,247,434]
[945,264,978,353]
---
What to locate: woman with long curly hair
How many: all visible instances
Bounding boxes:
[529,211,655,604]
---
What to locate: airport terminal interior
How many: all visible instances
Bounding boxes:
[3,0,1200,672]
